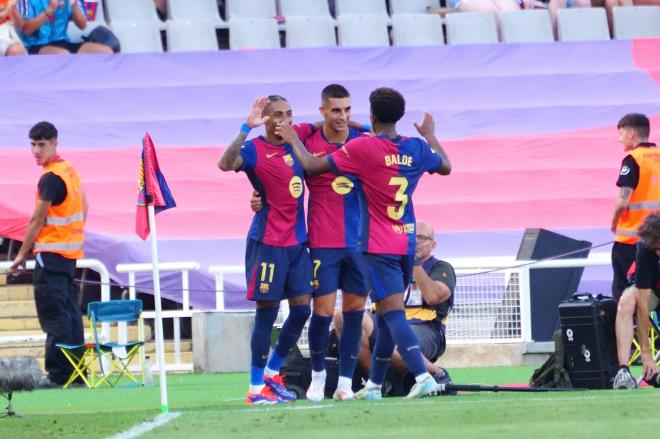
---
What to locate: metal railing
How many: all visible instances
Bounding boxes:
[116,262,200,372]
[0,258,111,344]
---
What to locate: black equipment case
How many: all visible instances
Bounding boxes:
[558,293,619,389]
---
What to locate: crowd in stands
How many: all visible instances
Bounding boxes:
[1,0,659,56]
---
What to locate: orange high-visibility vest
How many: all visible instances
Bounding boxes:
[34,160,85,259]
[615,147,660,244]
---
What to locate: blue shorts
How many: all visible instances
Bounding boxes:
[245,240,313,302]
[365,253,414,302]
[310,248,371,297]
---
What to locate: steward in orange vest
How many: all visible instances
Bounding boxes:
[611,113,658,300]
[9,121,88,387]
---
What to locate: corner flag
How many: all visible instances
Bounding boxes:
[136,132,176,240]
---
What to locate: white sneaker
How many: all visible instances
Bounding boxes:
[613,367,638,390]
[306,377,326,402]
[332,386,354,401]
[354,385,382,400]
[405,375,438,399]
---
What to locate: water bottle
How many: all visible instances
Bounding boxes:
[143,356,154,387]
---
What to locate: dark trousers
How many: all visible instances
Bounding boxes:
[33,252,84,384]
[611,242,637,301]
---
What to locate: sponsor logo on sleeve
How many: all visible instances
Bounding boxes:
[620,166,630,176]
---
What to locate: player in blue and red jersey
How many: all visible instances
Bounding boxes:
[278,87,451,400]
[219,95,312,405]
[251,84,372,401]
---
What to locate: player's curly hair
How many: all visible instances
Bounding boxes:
[617,113,650,140]
[638,212,660,245]
[29,121,58,140]
[369,87,405,124]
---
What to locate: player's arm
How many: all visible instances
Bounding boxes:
[634,287,658,380]
[218,97,270,172]
[277,122,331,176]
[8,199,50,274]
[10,0,23,29]
[610,187,633,234]
[414,112,451,175]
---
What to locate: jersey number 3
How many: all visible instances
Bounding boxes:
[387,176,409,220]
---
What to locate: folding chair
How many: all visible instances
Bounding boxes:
[59,300,145,388]
[89,300,145,388]
[629,311,660,366]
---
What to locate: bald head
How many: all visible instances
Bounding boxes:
[417,220,434,237]
[415,220,436,262]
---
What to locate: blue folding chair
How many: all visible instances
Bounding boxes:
[88,299,145,388]
[57,299,145,388]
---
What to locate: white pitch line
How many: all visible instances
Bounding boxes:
[107,412,181,439]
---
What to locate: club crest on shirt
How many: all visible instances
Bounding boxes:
[283,154,294,167]
[331,176,354,195]
[289,176,303,198]
[259,283,269,294]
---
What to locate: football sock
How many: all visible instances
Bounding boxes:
[338,310,363,379]
[267,304,311,372]
[250,306,279,385]
[308,313,333,372]
[382,309,427,378]
[369,313,395,385]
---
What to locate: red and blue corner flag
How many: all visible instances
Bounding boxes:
[136,132,176,240]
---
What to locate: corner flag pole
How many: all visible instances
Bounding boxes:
[147,201,169,414]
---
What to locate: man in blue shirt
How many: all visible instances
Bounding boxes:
[18,0,112,54]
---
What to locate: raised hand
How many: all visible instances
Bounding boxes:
[413,112,435,138]
[246,96,271,129]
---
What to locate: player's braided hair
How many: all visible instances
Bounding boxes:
[639,212,660,245]
[617,113,650,140]
[369,87,405,124]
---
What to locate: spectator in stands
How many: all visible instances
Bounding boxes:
[0,0,26,55]
[8,121,88,388]
[610,113,658,301]
[17,0,113,54]
[333,220,456,389]
[613,212,660,389]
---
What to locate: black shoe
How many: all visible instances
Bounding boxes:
[38,376,62,389]
[433,368,457,396]
[644,373,660,388]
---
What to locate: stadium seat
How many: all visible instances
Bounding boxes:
[285,17,336,48]
[225,0,277,20]
[110,20,164,53]
[612,6,660,40]
[391,13,444,46]
[335,0,390,19]
[388,0,441,15]
[106,0,164,29]
[167,0,228,29]
[229,18,281,50]
[500,10,554,43]
[557,8,610,41]
[337,15,390,47]
[166,19,219,52]
[445,12,499,45]
[67,0,108,43]
[280,0,333,19]
[57,300,145,388]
